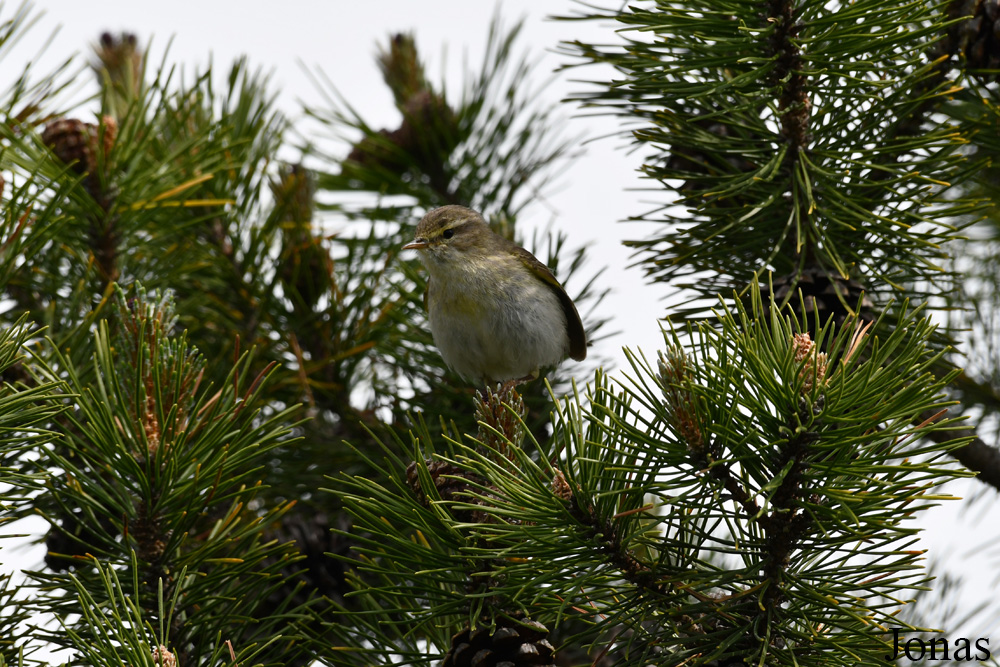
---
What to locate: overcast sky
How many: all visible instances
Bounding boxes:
[3,0,997,646]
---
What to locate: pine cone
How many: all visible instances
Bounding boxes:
[551,470,573,502]
[278,236,333,310]
[474,383,526,461]
[271,163,314,226]
[151,645,177,667]
[442,614,556,667]
[407,459,490,523]
[396,90,458,159]
[760,266,874,337]
[41,118,96,175]
[41,115,117,199]
[379,33,426,106]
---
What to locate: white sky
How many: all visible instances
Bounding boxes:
[2,0,997,652]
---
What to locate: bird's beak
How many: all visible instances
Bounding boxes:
[403,239,428,250]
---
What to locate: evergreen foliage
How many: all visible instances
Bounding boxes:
[27,287,305,663]
[0,316,63,662]
[0,1,997,666]
[329,300,969,666]
[559,0,984,326]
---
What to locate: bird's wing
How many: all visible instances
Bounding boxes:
[512,246,588,361]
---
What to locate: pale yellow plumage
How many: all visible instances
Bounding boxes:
[403,205,586,385]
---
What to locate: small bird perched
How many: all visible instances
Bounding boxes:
[403,205,587,385]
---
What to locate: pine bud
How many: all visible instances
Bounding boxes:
[551,469,573,502]
[151,645,177,667]
[474,383,526,463]
[792,332,828,393]
[658,347,703,451]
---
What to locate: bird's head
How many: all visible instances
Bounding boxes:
[403,205,494,263]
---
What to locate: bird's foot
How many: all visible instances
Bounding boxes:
[481,374,537,400]
[486,380,518,402]
[499,375,535,394]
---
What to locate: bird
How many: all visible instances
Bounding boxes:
[403,205,586,386]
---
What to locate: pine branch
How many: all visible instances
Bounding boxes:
[768,0,810,154]
[327,293,970,666]
[24,286,313,664]
[559,0,981,327]
[922,408,1000,491]
[0,316,64,665]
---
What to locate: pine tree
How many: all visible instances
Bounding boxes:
[0,6,603,666]
[0,1,998,666]
[323,1,1000,666]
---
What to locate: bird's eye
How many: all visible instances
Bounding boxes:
[442,228,454,239]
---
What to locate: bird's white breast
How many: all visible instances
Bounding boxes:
[421,249,569,383]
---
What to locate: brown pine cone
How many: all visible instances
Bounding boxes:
[407,459,490,523]
[42,118,96,175]
[442,614,556,667]
[41,115,117,202]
